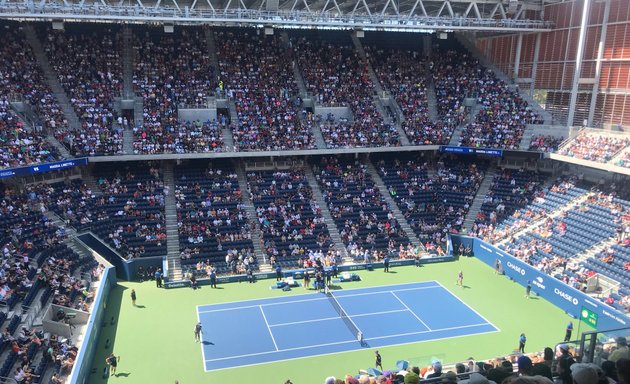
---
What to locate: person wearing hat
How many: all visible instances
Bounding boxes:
[610,338,630,362]
[375,350,383,370]
[428,362,444,379]
[570,364,600,384]
[564,322,574,342]
[324,377,336,384]
[519,333,527,353]
[555,350,576,384]
[518,356,533,376]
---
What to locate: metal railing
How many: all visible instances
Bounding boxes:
[0,3,554,32]
[579,326,630,364]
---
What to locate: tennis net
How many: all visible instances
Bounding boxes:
[325,291,365,345]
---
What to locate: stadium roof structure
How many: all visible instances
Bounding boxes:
[0,0,552,32]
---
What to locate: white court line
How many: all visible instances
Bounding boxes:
[205,338,358,362]
[198,285,442,314]
[390,291,432,331]
[198,297,327,314]
[269,308,409,327]
[350,308,409,319]
[433,281,501,332]
[204,322,497,365]
[196,306,207,371]
[270,316,342,327]
[366,322,491,341]
[197,281,442,312]
[259,306,279,351]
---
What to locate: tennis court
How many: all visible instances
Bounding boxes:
[197,281,499,371]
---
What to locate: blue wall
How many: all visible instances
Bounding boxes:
[68,267,117,384]
[452,235,630,331]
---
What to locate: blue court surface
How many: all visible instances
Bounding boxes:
[197,281,499,371]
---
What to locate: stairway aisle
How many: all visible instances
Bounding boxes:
[426,77,439,122]
[462,165,497,232]
[351,34,411,146]
[365,160,425,251]
[235,162,268,269]
[163,162,182,281]
[305,165,349,262]
[454,34,553,125]
[121,26,136,155]
[23,25,82,136]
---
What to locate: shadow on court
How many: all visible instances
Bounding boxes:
[202,341,214,345]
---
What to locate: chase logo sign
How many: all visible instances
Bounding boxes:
[554,288,579,305]
[506,261,526,276]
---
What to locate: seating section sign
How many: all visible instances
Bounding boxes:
[0,158,88,179]
[463,236,630,331]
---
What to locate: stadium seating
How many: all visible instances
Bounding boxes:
[375,156,485,253]
[247,169,334,268]
[215,29,315,151]
[292,32,400,148]
[558,132,630,163]
[0,25,63,168]
[175,161,256,275]
[528,135,563,152]
[473,181,587,244]
[133,27,224,154]
[365,46,455,145]
[476,169,543,226]
[315,157,409,261]
[41,25,124,156]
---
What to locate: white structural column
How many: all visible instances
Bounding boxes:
[513,33,523,81]
[567,0,591,127]
[587,0,611,127]
[530,32,542,95]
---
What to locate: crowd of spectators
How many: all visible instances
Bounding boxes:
[93,163,166,258]
[29,164,167,260]
[315,157,409,258]
[321,339,630,384]
[175,162,256,275]
[474,168,543,227]
[0,182,103,382]
[376,156,484,251]
[438,51,540,149]
[431,50,471,130]
[248,168,333,267]
[43,26,124,156]
[293,37,400,148]
[216,30,315,151]
[558,133,630,163]
[528,135,564,152]
[133,27,224,154]
[615,151,630,168]
[366,47,454,145]
[0,98,59,169]
[0,25,64,168]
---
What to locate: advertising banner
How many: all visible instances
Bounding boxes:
[467,236,629,330]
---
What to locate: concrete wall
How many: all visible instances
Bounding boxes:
[313,106,353,121]
[178,108,217,122]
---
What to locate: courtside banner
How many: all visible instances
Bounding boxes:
[469,237,630,330]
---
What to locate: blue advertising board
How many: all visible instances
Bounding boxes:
[0,158,88,179]
[440,146,503,157]
[459,236,630,330]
